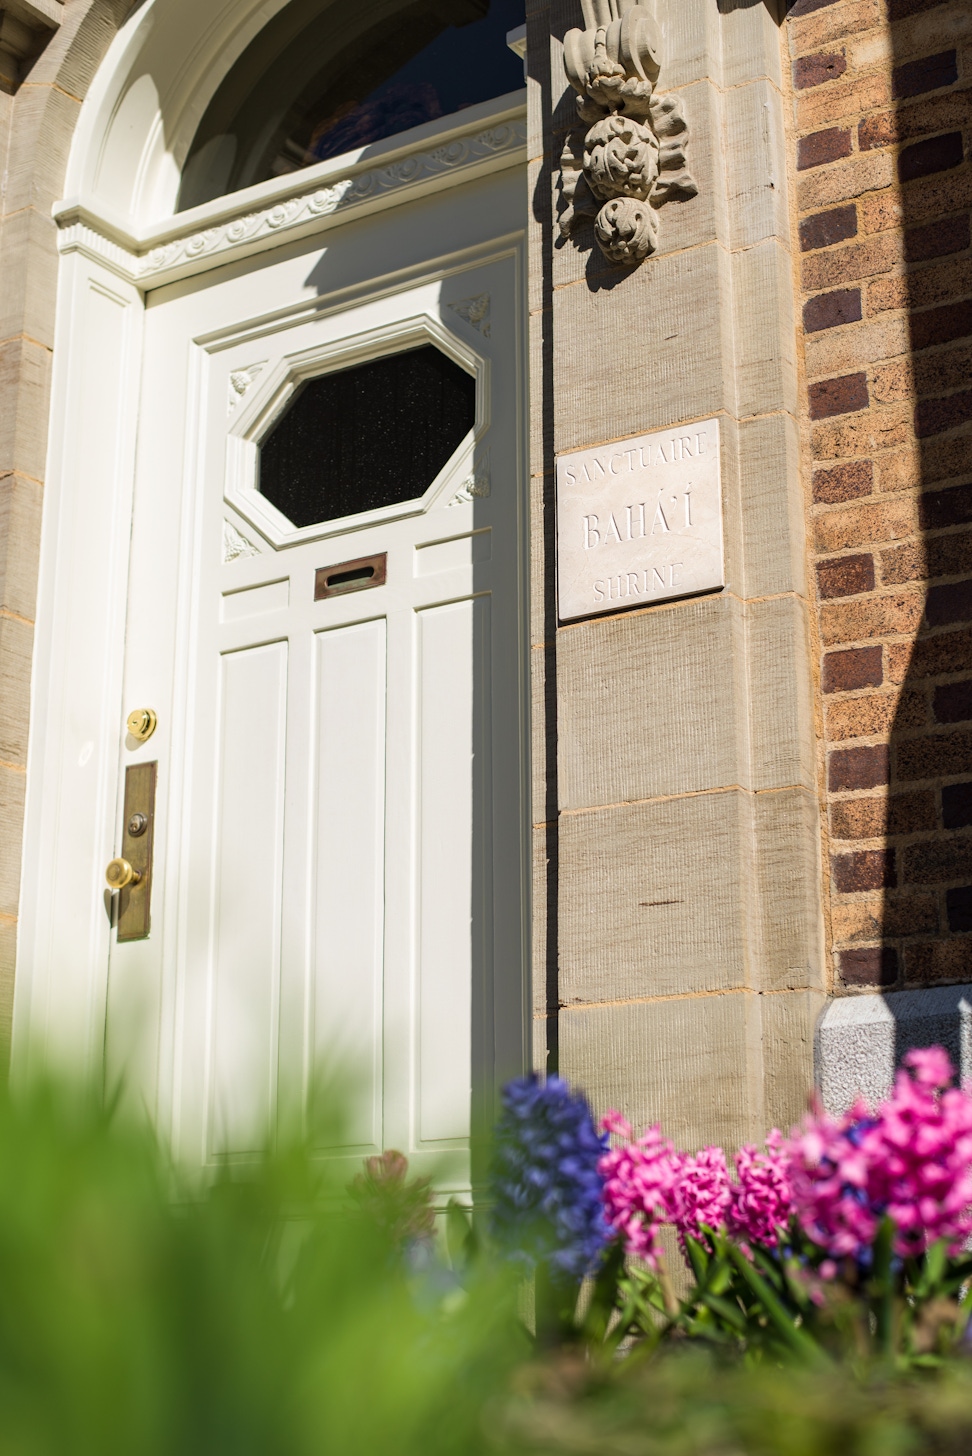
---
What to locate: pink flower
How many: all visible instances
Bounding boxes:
[785,1048,972,1260]
[728,1131,795,1248]
[668,1146,732,1248]
[598,1112,678,1269]
[599,1049,972,1273]
[599,1118,734,1262]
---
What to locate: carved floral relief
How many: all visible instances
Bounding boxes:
[560,2,697,266]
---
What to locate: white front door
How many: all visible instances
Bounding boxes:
[104,182,527,1183]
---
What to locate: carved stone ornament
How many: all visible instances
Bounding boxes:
[560,1,697,267]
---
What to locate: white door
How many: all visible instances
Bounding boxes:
[104,181,527,1186]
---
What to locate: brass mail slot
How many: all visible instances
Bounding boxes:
[315,552,387,600]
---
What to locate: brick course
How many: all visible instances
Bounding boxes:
[789,0,972,992]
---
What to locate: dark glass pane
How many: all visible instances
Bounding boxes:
[259,345,476,528]
[179,0,525,211]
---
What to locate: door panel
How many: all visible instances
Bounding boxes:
[211,641,288,1156]
[312,619,386,1151]
[417,596,484,1147]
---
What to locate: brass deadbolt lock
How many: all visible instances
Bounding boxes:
[106,857,140,891]
[126,708,158,743]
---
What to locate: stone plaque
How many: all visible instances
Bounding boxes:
[556,419,723,622]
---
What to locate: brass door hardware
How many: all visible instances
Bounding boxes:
[126,708,158,743]
[107,762,157,941]
[315,552,387,600]
[106,858,139,890]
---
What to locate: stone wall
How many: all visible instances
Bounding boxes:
[0,0,135,1056]
[789,0,972,995]
[528,0,826,1151]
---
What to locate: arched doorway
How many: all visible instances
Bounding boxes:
[16,0,529,1187]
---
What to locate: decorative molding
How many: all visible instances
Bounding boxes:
[559,3,697,267]
[55,113,526,291]
[448,293,491,338]
[228,364,264,413]
[222,519,261,563]
[447,453,490,507]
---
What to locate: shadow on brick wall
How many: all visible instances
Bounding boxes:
[877,1,972,996]
[797,0,972,997]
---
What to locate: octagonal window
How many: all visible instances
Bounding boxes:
[257,344,476,529]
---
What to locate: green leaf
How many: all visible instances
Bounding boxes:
[446,1198,477,1272]
[699,1291,748,1335]
[725,1243,831,1368]
[583,1237,627,1342]
[871,1215,897,1358]
[684,1233,710,1286]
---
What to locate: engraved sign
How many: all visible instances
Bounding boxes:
[556,418,723,622]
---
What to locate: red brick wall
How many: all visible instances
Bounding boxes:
[787,0,972,991]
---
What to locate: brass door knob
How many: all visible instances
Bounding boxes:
[106,858,141,890]
[126,708,158,743]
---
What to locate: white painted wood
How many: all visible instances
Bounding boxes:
[211,642,287,1156]
[417,598,482,1146]
[14,259,143,1081]
[21,71,528,1188]
[312,619,386,1152]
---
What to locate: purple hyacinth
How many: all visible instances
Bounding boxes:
[488,1074,610,1281]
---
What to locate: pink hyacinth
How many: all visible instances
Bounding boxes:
[668,1146,732,1248]
[598,1111,679,1268]
[599,1115,739,1261]
[786,1047,972,1260]
[728,1131,795,1248]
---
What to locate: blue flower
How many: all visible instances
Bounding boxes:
[488,1074,609,1281]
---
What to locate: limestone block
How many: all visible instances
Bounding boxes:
[722,79,790,253]
[552,241,730,454]
[0,763,25,916]
[531,643,557,826]
[816,986,972,1115]
[733,411,806,600]
[0,614,33,765]
[558,788,755,1003]
[557,594,749,810]
[746,595,816,793]
[647,80,721,261]
[729,240,798,421]
[527,155,552,316]
[657,0,783,93]
[0,204,58,349]
[525,27,554,162]
[559,990,765,1151]
[528,309,550,498]
[532,1013,554,1076]
[753,788,825,992]
[0,337,52,483]
[2,80,78,215]
[718,0,785,92]
[761,989,827,1133]
[0,90,11,170]
[529,465,554,648]
[0,472,42,619]
[18,0,126,101]
[532,823,558,1015]
[654,2,719,94]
